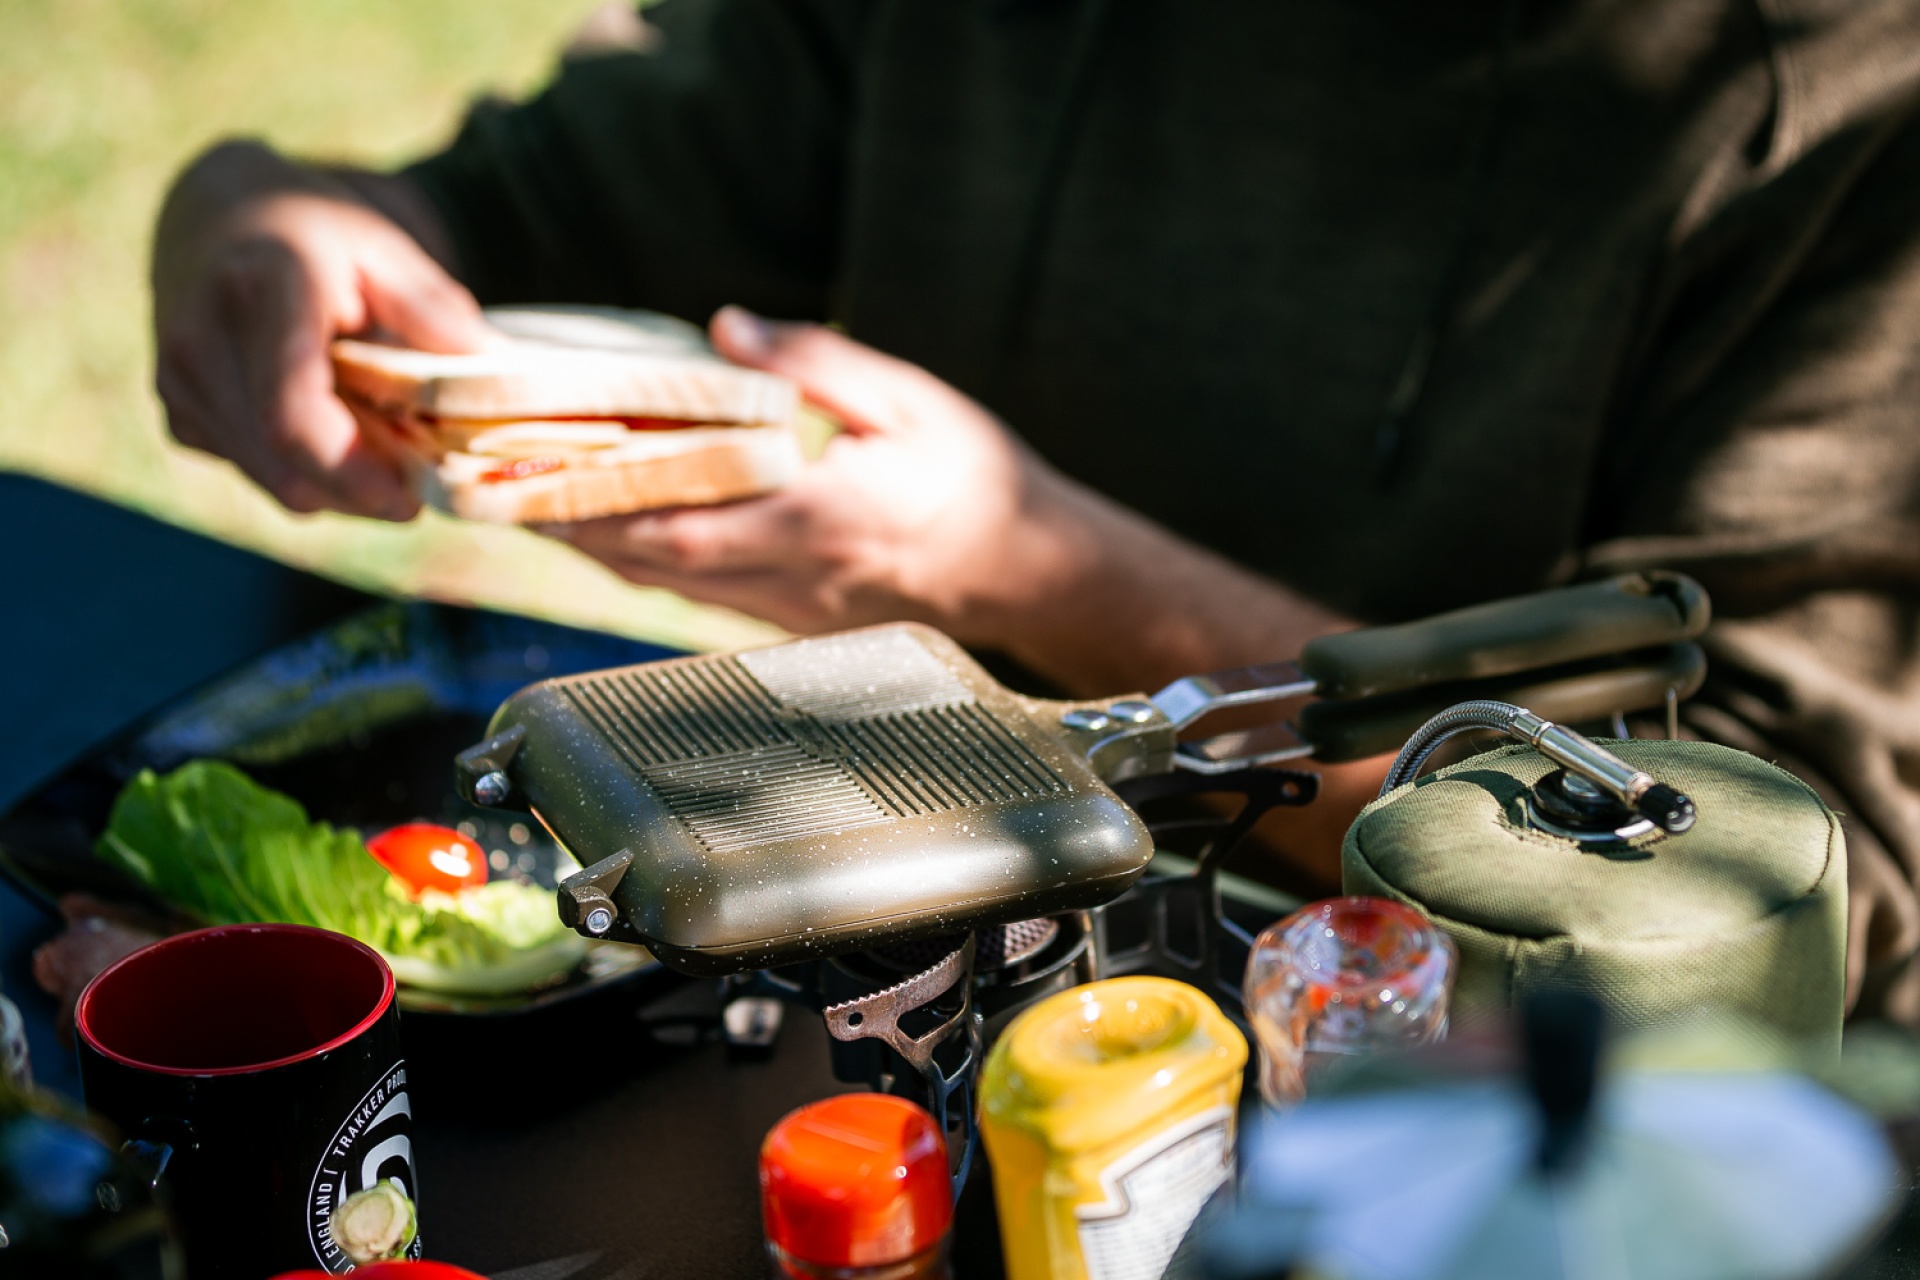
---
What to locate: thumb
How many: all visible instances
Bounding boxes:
[710,305,927,436]
[359,241,492,354]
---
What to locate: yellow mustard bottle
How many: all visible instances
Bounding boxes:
[980,976,1248,1280]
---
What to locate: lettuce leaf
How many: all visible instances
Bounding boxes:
[97,761,584,994]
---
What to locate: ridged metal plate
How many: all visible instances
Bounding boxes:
[490,623,1155,972]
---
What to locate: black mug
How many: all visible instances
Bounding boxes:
[76,924,423,1278]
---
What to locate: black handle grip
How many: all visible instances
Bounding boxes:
[1298,573,1709,702]
[1299,642,1707,763]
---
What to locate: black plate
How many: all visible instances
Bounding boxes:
[0,601,687,1020]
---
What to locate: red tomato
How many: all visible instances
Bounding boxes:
[366,823,488,896]
[272,1264,486,1280]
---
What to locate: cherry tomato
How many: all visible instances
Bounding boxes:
[272,1264,486,1280]
[366,823,488,897]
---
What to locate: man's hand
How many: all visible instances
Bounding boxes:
[554,306,1062,636]
[152,140,488,518]
[552,306,1351,697]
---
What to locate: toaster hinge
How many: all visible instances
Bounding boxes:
[1036,697,1177,783]
[455,724,528,809]
[557,848,648,945]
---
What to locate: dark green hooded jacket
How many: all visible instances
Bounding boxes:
[411,0,1920,1023]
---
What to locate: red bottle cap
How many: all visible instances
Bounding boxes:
[760,1093,952,1268]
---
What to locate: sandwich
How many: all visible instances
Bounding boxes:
[332,306,803,525]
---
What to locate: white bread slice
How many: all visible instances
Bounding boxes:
[331,337,797,425]
[427,424,804,525]
[482,305,710,356]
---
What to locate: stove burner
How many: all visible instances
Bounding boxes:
[870,918,1060,975]
[732,765,1320,1202]
[981,917,1060,969]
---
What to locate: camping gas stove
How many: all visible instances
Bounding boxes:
[715,764,1321,1189]
[454,576,1710,1184]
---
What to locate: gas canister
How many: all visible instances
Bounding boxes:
[1342,703,1847,1049]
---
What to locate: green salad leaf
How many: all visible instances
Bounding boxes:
[97,760,585,995]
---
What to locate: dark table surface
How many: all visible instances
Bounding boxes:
[0,474,865,1280]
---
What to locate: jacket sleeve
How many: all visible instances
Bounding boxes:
[404,0,872,324]
[1588,78,1920,1023]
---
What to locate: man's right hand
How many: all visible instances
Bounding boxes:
[151,140,489,519]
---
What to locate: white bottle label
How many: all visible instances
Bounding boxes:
[1075,1107,1234,1280]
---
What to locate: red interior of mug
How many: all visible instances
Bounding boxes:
[77,924,394,1075]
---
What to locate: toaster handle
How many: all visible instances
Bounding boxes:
[1298,572,1708,701]
[1038,576,1710,780]
[1297,642,1706,764]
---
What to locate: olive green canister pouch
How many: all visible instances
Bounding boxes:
[1342,721,1846,1051]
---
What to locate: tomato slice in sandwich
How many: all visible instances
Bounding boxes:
[478,456,567,484]
[417,412,720,432]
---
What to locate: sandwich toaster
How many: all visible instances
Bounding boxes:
[453,573,1709,974]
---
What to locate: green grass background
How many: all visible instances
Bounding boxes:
[0,0,781,652]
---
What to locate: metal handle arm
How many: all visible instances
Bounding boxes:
[1149,662,1317,731]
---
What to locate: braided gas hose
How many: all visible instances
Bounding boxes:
[1378,700,1528,795]
[1379,699,1696,833]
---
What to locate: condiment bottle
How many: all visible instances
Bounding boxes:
[759,1093,953,1280]
[980,976,1247,1280]
[1243,896,1455,1108]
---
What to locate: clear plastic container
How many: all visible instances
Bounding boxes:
[1243,896,1456,1107]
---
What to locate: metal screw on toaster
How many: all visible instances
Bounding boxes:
[471,770,511,807]
[560,884,620,937]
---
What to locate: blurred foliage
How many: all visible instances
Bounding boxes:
[0,0,781,652]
